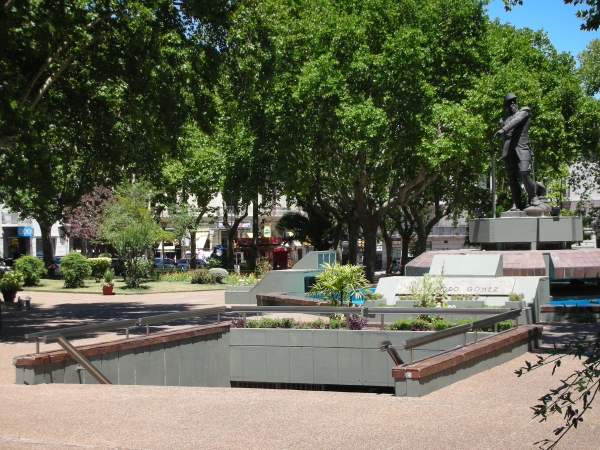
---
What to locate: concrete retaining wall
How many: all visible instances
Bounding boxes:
[230,328,491,388]
[13,325,230,387]
[393,325,542,397]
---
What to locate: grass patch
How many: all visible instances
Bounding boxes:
[23,278,225,294]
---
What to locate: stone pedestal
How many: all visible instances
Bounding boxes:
[469,216,583,250]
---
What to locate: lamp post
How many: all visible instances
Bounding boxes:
[491,151,496,218]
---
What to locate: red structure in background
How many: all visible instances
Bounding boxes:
[235,237,293,269]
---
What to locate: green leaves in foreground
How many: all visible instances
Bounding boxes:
[515,332,600,449]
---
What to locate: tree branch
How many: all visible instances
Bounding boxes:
[20,11,115,110]
[3,0,16,12]
[28,31,107,110]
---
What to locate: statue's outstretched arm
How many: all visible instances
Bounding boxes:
[501,107,530,133]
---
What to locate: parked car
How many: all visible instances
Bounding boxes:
[154,258,176,269]
[0,260,13,274]
[177,258,188,270]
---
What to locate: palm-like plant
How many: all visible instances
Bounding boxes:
[308,262,372,306]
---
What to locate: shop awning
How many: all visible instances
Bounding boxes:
[195,231,208,249]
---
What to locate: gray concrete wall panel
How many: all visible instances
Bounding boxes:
[266,346,290,383]
[337,347,362,385]
[265,329,290,347]
[242,346,267,381]
[100,352,119,385]
[192,335,207,387]
[164,341,180,386]
[314,347,338,384]
[289,347,313,384]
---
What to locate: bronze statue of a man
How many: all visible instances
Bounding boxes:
[494,93,539,210]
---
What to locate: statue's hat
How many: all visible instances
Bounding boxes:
[504,92,517,106]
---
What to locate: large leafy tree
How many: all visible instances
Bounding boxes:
[0,0,229,147]
[269,0,489,281]
[217,1,282,269]
[0,0,230,266]
[159,125,223,268]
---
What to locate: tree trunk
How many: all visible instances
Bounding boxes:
[381,221,393,273]
[347,220,359,265]
[361,221,378,283]
[225,215,247,269]
[332,223,343,262]
[39,222,54,268]
[400,229,412,272]
[189,231,197,269]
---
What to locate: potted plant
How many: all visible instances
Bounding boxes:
[101,269,115,295]
[0,271,24,302]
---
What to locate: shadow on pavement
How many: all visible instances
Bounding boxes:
[0,302,234,343]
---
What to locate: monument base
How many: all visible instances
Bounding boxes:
[500,211,526,218]
[469,216,583,250]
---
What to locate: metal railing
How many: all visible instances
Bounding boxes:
[379,308,524,364]
[23,304,524,384]
[363,307,512,331]
[429,225,468,237]
[230,305,366,328]
[24,306,227,384]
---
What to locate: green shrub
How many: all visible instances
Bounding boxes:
[208,268,228,283]
[102,269,115,286]
[88,257,112,282]
[123,257,150,288]
[0,270,24,292]
[386,318,419,330]
[190,269,215,284]
[328,318,346,329]
[158,271,192,282]
[60,252,92,288]
[223,272,258,286]
[431,320,454,331]
[308,262,371,306]
[246,317,294,328]
[14,255,45,286]
[508,292,525,302]
[474,319,513,332]
[254,256,272,278]
[205,257,222,269]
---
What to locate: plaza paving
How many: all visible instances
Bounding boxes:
[0,290,599,449]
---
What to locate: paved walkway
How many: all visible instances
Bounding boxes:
[1,291,599,449]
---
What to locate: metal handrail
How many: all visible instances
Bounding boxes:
[138,306,226,326]
[470,309,521,330]
[391,308,524,364]
[25,307,227,345]
[366,307,510,315]
[229,306,363,314]
[25,319,139,341]
[403,323,473,350]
